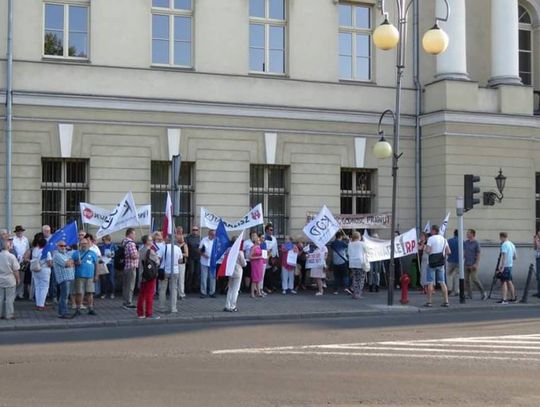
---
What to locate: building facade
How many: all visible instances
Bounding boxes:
[0,0,539,272]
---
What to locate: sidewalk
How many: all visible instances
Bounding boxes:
[2,288,539,331]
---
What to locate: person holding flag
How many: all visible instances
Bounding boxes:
[199,229,216,298]
[208,221,230,297]
[222,232,246,312]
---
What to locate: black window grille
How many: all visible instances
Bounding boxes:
[41,158,88,230]
[249,164,288,238]
[151,161,194,232]
[340,168,375,215]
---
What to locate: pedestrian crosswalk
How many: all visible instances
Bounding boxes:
[213,334,540,362]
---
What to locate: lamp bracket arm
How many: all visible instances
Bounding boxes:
[435,0,450,24]
[377,109,396,133]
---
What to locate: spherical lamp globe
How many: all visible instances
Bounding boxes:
[422,24,449,55]
[373,139,393,159]
[373,19,399,51]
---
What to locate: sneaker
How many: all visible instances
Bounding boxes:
[344,288,353,295]
[99,295,105,299]
[170,309,178,313]
[209,294,217,298]
[57,314,71,319]
[315,291,324,296]
[110,294,115,299]
[497,299,508,304]
[71,304,77,310]
[138,315,146,319]
[79,304,87,310]
[72,310,81,317]
[200,294,207,299]
[441,302,450,308]
[88,309,97,316]
[509,298,517,303]
[147,315,160,320]
[282,290,287,295]
[481,292,488,301]
[333,291,339,295]
[290,290,297,295]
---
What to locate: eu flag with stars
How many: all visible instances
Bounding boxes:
[41,221,79,259]
[209,220,230,277]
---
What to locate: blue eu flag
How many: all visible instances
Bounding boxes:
[209,221,230,277]
[41,221,79,259]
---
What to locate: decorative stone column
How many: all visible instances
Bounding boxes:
[489,0,522,86]
[435,0,469,80]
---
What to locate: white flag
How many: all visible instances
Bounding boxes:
[439,212,450,236]
[81,202,151,227]
[423,220,431,233]
[162,192,173,239]
[96,192,139,238]
[225,229,244,277]
[200,204,264,231]
[302,205,340,249]
[363,228,418,262]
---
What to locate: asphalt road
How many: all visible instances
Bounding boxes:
[1,308,539,407]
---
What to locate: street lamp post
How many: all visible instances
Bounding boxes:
[372,0,450,306]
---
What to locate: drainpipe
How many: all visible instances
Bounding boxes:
[5,0,13,231]
[413,0,422,230]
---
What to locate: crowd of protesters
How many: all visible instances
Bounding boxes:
[0,222,538,321]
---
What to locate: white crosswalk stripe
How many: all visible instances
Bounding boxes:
[213,334,540,362]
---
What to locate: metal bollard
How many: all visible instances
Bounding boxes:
[520,264,534,304]
[400,273,410,304]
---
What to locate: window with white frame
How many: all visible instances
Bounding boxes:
[152,0,193,67]
[250,165,288,237]
[340,169,375,215]
[151,161,195,231]
[44,3,89,58]
[338,3,372,81]
[41,158,88,230]
[249,0,286,74]
[518,5,532,86]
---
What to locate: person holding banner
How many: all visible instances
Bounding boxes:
[224,236,247,312]
[348,232,369,299]
[307,243,328,296]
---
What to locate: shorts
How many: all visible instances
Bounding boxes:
[498,267,513,282]
[75,277,95,294]
[426,266,445,285]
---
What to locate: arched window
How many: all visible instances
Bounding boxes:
[518,5,533,85]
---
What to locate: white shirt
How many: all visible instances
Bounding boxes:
[154,241,166,268]
[348,240,368,269]
[427,234,448,254]
[12,235,29,262]
[243,239,254,261]
[163,244,183,274]
[199,237,214,267]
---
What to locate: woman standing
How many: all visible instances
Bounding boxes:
[280,236,298,294]
[0,237,20,320]
[30,234,52,311]
[137,235,160,319]
[307,243,328,296]
[250,235,265,298]
[224,237,247,312]
[177,234,189,300]
[98,235,117,299]
[348,232,369,299]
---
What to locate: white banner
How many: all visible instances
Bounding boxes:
[306,249,326,268]
[81,202,151,227]
[303,205,340,249]
[96,192,139,238]
[225,229,244,277]
[306,212,391,229]
[200,204,264,231]
[363,228,418,262]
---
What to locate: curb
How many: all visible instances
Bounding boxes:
[2,302,539,332]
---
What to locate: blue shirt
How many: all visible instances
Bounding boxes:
[447,237,459,263]
[500,240,516,268]
[72,250,98,279]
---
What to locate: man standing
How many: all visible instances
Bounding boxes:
[185,225,201,293]
[425,225,451,307]
[0,236,20,320]
[446,230,459,296]
[330,231,349,295]
[263,223,279,292]
[464,229,486,300]
[158,237,183,313]
[199,229,215,298]
[72,238,98,316]
[122,228,139,309]
[497,232,517,304]
[12,225,29,300]
[52,240,75,319]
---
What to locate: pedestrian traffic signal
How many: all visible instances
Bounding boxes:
[464,174,480,212]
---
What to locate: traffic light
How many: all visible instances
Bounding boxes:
[464,174,480,212]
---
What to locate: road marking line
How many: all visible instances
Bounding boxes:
[314,345,540,355]
[376,342,540,350]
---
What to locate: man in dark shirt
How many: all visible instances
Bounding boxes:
[464,229,486,300]
[330,231,349,295]
[185,226,201,293]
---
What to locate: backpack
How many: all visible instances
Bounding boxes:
[114,244,125,270]
[141,249,159,281]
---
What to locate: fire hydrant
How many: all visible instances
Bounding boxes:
[400,273,410,304]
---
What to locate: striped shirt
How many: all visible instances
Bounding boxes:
[53,251,75,284]
[123,238,139,270]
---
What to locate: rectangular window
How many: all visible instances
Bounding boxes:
[152,0,193,67]
[250,165,288,237]
[340,169,375,215]
[151,161,194,232]
[339,3,372,81]
[249,0,286,74]
[41,158,88,230]
[44,3,89,59]
[519,29,532,85]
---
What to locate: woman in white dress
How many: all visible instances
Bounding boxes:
[30,234,52,311]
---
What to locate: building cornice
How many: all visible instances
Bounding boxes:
[420,110,540,129]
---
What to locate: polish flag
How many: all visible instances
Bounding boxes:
[162,192,173,240]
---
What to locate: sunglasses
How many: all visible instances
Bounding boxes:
[58,244,66,247]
